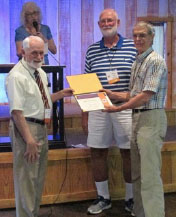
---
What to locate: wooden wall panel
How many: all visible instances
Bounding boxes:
[59,0,71,88]
[147,0,159,15]
[37,0,46,23]
[104,0,115,9]
[115,0,126,36]
[9,0,23,64]
[159,0,169,16]
[125,0,137,38]
[166,20,173,108]
[172,152,176,183]
[46,0,59,66]
[93,0,104,42]
[137,0,148,17]
[81,0,94,73]
[0,1,10,63]
[0,164,15,200]
[162,153,172,184]
[168,0,176,108]
[70,0,81,75]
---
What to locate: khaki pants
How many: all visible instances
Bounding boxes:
[9,120,48,217]
[131,109,167,217]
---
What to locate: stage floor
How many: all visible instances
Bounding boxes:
[0,192,176,217]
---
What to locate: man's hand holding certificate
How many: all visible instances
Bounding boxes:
[66,73,112,112]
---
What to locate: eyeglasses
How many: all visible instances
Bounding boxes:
[25,11,39,17]
[99,18,116,24]
[30,51,44,58]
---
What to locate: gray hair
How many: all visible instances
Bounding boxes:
[133,21,155,36]
[20,1,42,25]
[23,36,44,50]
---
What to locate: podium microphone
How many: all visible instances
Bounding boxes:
[33,21,39,32]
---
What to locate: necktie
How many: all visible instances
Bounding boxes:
[34,70,50,108]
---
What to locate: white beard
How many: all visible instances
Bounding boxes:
[100,25,118,38]
[27,60,43,69]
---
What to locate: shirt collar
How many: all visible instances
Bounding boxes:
[100,33,124,50]
[21,58,36,75]
[136,47,154,63]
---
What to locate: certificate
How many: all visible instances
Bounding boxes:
[66,73,112,112]
[75,92,112,112]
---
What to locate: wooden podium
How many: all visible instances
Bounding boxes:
[0,64,66,151]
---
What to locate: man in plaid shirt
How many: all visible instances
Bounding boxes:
[103,21,168,217]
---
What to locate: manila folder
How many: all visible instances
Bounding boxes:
[66,73,102,95]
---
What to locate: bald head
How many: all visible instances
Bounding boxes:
[99,9,118,21]
[23,35,44,51]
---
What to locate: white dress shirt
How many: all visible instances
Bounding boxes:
[6,58,52,120]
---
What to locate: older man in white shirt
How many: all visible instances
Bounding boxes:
[6,35,73,217]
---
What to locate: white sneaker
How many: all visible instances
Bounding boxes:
[87,195,112,214]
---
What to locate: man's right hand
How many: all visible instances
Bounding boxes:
[100,88,115,99]
[11,110,41,164]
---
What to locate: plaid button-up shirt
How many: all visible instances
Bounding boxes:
[129,47,168,109]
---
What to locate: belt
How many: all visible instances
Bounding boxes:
[25,117,45,125]
[132,109,152,113]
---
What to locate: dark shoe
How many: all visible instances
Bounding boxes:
[87,195,112,214]
[125,198,135,216]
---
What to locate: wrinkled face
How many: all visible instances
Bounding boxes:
[25,7,40,25]
[133,26,154,54]
[98,11,120,38]
[23,40,44,69]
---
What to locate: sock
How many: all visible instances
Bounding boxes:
[125,183,133,201]
[95,180,110,199]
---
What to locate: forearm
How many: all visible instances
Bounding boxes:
[51,91,64,103]
[11,110,35,144]
[48,39,57,54]
[102,89,129,101]
[51,88,73,102]
[118,91,154,111]
[112,91,130,102]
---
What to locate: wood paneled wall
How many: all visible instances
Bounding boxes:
[0,0,175,106]
[169,0,176,107]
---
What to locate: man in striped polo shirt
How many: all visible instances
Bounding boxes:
[103,22,167,217]
[82,9,136,215]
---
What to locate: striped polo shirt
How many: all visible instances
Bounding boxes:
[85,34,137,92]
[130,47,168,109]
